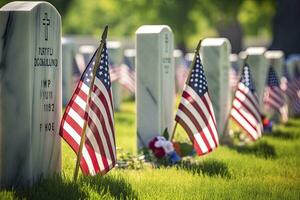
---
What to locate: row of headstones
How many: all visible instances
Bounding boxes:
[1,1,299,188]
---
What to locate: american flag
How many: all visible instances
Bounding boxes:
[264,66,288,120]
[229,63,240,91]
[118,64,135,94]
[230,64,262,140]
[108,59,120,83]
[175,60,189,92]
[60,43,116,176]
[281,65,300,113]
[175,53,219,155]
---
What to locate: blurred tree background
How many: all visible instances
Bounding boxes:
[0,0,277,52]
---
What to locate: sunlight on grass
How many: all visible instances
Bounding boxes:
[1,100,300,199]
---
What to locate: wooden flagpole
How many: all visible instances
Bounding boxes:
[73,25,108,181]
[170,39,202,141]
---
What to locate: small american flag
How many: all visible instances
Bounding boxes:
[108,60,120,83]
[229,63,240,91]
[176,61,189,92]
[175,53,219,155]
[264,66,288,120]
[281,65,300,113]
[230,64,262,140]
[118,64,135,94]
[60,43,116,176]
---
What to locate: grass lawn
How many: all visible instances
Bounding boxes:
[1,100,300,199]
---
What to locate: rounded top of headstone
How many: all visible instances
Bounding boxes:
[229,54,239,62]
[264,50,284,59]
[239,51,247,60]
[124,49,136,57]
[173,49,183,58]
[246,47,266,55]
[136,25,172,34]
[1,1,59,14]
[201,38,230,47]
[79,45,96,54]
[107,41,121,49]
[185,53,194,62]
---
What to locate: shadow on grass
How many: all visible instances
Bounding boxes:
[82,174,138,199]
[234,141,276,159]
[13,174,138,200]
[265,129,299,140]
[115,114,134,126]
[15,175,88,200]
[284,119,300,128]
[177,159,231,178]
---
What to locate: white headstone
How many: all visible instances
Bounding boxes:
[107,41,123,111]
[200,38,231,137]
[0,1,61,187]
[174,49,185,93]
[265,50,284,78]
[245,47,269,109]
[136,25,174,148]
[62,37,75,105]
[124,48,136,69]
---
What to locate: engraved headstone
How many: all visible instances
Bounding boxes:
[245,47,269,109]
[107,41,123,111]
[124,48,136,70]
[0,1,61,187]
[62,37,76,106]
[200,38,231,137]
[136,25,174,148]
[265,50,284,78]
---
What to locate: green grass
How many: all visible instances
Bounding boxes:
[1,101,300,199]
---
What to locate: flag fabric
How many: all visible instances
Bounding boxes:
[176,60,189,92]
[281,65,300,114]
[109,60,120,83]
[229,63,240,91]
[230,64,262,140]
[264,66,288,120]
[175,53,219,156]
[118,64,135,93]
[60,44,116,176]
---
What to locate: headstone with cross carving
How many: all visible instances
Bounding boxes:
[0,2,61,187]
[136,25,174,149]
[200,38,231,139]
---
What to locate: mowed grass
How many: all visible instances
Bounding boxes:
[1,100,300,199]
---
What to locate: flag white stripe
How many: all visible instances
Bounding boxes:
[176,109,209,153]
[90,91,116,156]
[180,97,216,149]
[185,86,219,144]
[231,109,258,139]
[233,100,259,128]
[85,126,106,171]
[235,90,261,122]
[95,78,114,125]
[69,108,84,128]
[87,106,113,166]
[238,83,260,110]
[63,122,95,175]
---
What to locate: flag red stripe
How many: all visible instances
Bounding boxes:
[64,115,101,173]
[61,129,90,175]
[86,114,109,170]
[234,95,261,123]
[175,116,203,155]
[88,99,116,165]
[178,103,213,151]
[182,91,218,147]
[230,115,256,141]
